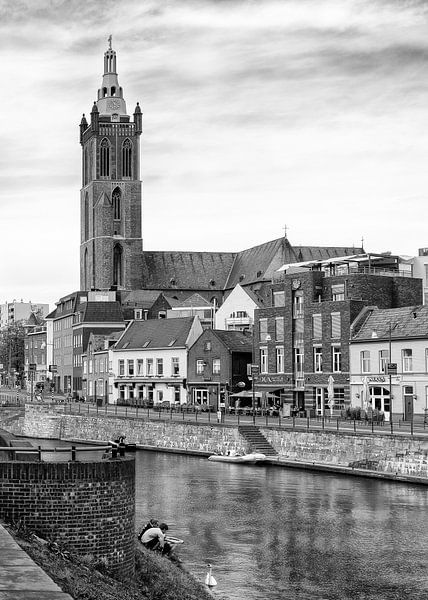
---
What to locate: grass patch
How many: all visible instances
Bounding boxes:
[8,525,215,600]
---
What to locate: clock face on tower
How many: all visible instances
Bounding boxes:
[107,99,120,110]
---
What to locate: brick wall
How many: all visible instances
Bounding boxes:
[0,457,135,577]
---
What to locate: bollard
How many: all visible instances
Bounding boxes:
[38,445,42,462]
[322,416,325,430]
[390,418,393,434]
[71,446,76,461]
[111,445,118,459]
[119,443,125,457]
[353,420,356,433]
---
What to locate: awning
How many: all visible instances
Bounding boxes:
[230,390,262,398]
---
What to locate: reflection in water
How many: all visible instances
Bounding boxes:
[135,452,428,600]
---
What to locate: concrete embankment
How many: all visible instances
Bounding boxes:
[1,404,428,485]
[0,522,73,599]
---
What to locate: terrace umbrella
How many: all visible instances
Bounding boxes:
[361,376,370,410]
[327,375,334,417]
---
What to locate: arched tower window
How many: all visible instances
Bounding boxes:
[84,193,89,241]
[84,145,89,185]
[111,86,116,96]
[112,187,121,220]
[100,138,110,177]
[103,87,107,97]
[113,244,123,287]
[83,248,89,290]
[122,139,132,178]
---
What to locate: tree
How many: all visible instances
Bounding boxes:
[0,323,26,386]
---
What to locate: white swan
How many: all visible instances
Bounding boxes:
[205,563,217,587]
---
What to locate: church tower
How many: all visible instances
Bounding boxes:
[79,38,143,291]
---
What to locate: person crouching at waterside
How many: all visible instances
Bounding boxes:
[141,523,172,555]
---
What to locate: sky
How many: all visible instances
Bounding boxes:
[2,0,428,309]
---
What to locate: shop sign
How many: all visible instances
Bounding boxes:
[255,374,288,386]
[367,376,385,383]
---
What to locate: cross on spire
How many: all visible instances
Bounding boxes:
[283,224,288,239]
[108,35,112,50]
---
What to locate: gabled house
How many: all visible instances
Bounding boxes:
[111,316,203,406]
[187,329,253,411]
[350,305,428,421]
[166,293,215,329]
[214,284,262,332]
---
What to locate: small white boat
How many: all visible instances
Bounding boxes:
[208,452,266,464]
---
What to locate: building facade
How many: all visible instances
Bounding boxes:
[253,254,422,416]
[111,317,203,405]
[187,329,253,410]
[350,305,428,420]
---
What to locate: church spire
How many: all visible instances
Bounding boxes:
[96,36,127,117]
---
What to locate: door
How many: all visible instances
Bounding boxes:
[403,386,414,421]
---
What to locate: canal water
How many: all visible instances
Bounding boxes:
[30,441,428,600]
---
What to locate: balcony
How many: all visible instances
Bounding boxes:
[225,316,252,327]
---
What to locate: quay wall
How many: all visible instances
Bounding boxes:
[1,405,428,479]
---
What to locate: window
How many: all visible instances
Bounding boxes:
[259,318,268,342]
[196,359,205,374]
[122,138,132,177]
[379,350,389,373]
[332,284,345,301]
[334,388,345,409]
[146,358,153,376]
[260,348,268,373]
[276,347,284,373]
[314,347,322,372]
[157,390,163,403]
[294,348,304,375]
[331,312,341,338]
[134,309,143,320]
[273,291,285,307]
[275,317,284,342]
[100,359,104,373]
[83,359,87,375]
[361,351,371,373]
[172,357,180,375]
[332,346,342,372]
[118,359,125,376]
[100,138,110,177]
[293,293,304,318]
[89,359,93,374]
[212,359,220,374]
[204,341,212,351]
[156,358,163,376]
[127,359,134,376]
[402,349,413,372]
[312,314,322,340]
[113,244,123,287]
[158,311,166,319]
[112,187,121,220]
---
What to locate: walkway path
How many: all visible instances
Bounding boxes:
[0,523,73,599]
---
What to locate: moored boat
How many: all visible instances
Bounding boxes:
[208,452,266,464]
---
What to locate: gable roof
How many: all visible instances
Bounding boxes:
[212,330,253,353]
[175,293,212,308]
[114,316,197,350]
[141,240,363,293]
[351,305,428,341]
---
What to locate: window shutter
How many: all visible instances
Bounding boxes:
[331,313,341,338]
[313,314,322,339]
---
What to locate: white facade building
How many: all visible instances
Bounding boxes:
[111,316,203,405]
[0,301,50,328]
[214,284,261,331]
[350,305,428,421]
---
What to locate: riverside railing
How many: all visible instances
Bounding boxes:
[0,443,124,462]
[50,401,428,437]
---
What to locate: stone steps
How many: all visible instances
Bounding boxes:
[238,425,277,456]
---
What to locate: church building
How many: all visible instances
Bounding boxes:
[78,40,361,307]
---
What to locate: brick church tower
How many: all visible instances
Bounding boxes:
[79,38,143,291]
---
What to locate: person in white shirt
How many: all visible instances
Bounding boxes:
[141,523,170,554]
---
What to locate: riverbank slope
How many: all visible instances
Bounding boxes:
[8,523,215,600]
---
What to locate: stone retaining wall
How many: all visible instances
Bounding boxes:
[1,405,428,480]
